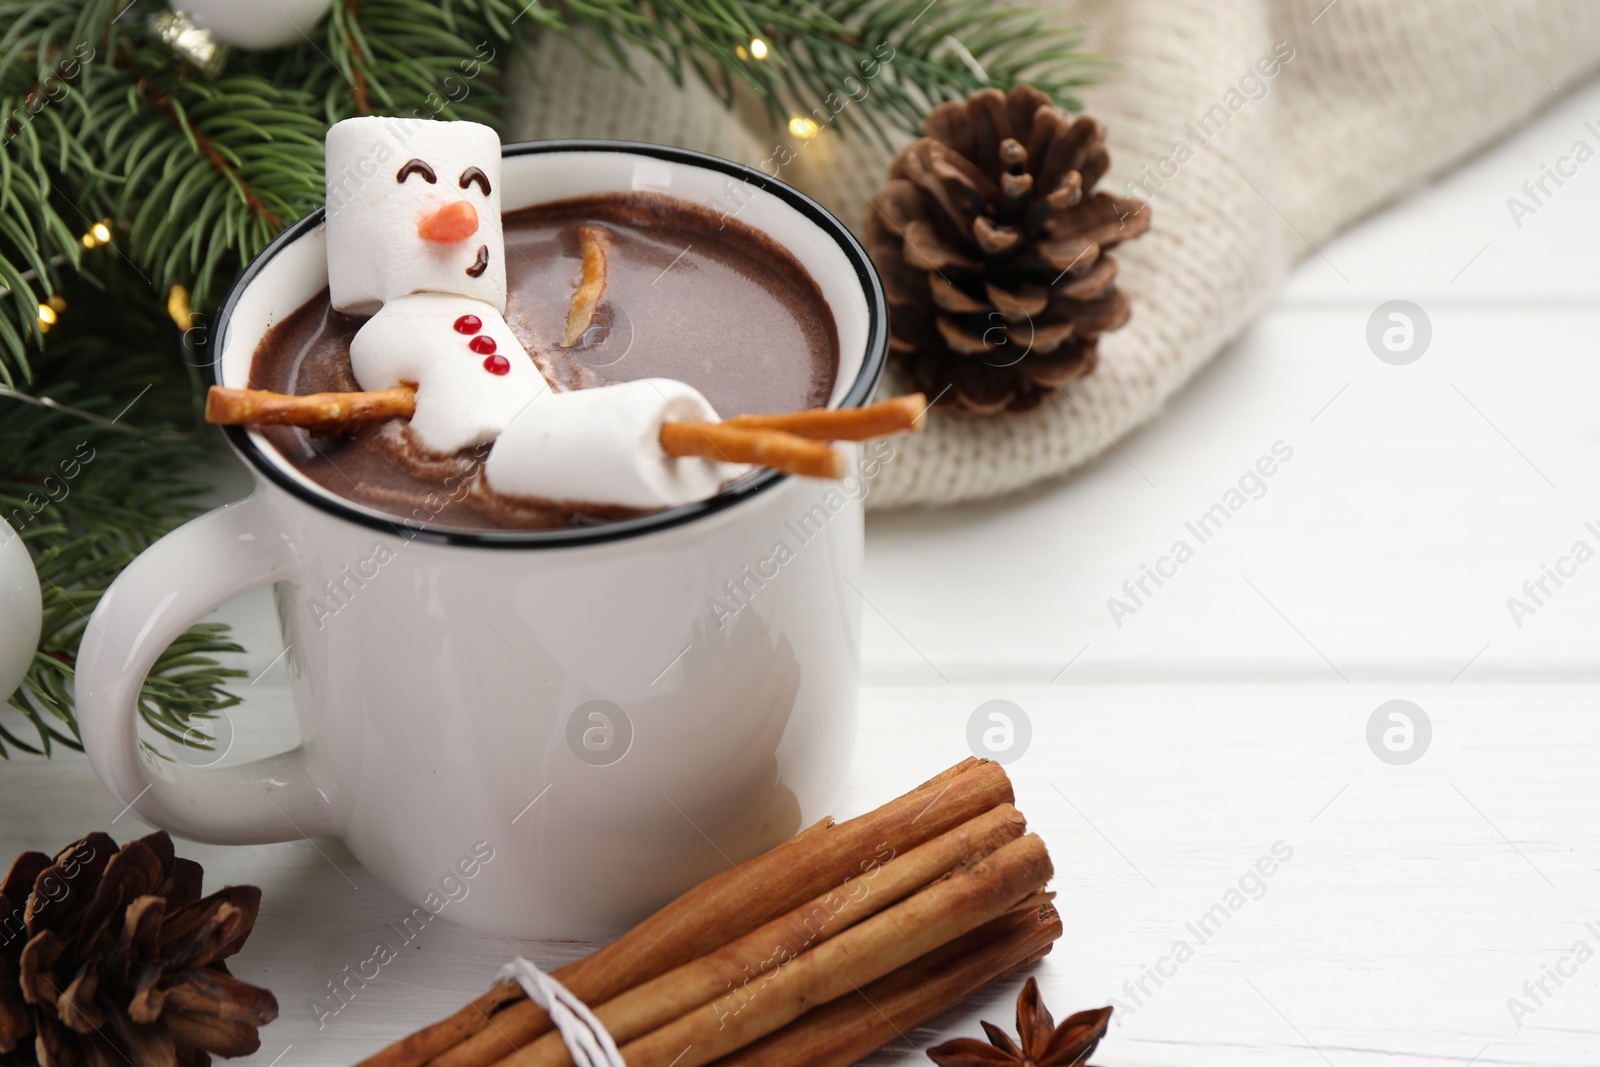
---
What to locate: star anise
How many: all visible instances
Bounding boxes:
[927,977,1111,1067]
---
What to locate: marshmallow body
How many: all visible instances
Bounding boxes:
[325,117,507,315]
[484,379,746,510]
[350,293,548,455]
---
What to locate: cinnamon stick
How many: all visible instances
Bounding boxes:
[788,816,833,843]
[205,385,415,433]
[501,804,1030,1067]
[369,760,1008,1067]
[561,225,608,347]
[721,393,927,441]
[710,900,1063,1067]
[617,832,1054,1067]
[658,422,845,479]
[367,982,523,1067]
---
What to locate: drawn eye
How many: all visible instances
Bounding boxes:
[397,159,437,184]
[458,166,491,196]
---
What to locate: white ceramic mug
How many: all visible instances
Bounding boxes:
[76,141,888,939]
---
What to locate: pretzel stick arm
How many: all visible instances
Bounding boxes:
[206,385,866,480]
[205,385,416,432]
[721,393,927,440]
[208,382,926,445]
[660,422,845,479]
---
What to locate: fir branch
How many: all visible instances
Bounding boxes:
[543,0,1100,142]
[0,0,135,382]
[0,271,243,759]
[0,0,1097,387]
[95,55,326,303]
[294,0,508,127]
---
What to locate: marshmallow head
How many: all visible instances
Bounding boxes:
[325,117,507,316]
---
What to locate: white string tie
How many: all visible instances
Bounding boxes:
[495,957,626,1067]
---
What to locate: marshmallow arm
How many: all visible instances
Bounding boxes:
[483,379,747,510]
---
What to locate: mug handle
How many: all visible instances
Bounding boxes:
[76,495,339,844]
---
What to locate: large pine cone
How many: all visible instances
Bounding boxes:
[0,832,277,1067]
[867,86,1150,415]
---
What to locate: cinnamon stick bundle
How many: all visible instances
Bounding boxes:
[711,899,1062,1067]
[506,803,1029,1067]
[616,833,1053,1067]
[361,759,1013,1067]
[366,761,1059,1067]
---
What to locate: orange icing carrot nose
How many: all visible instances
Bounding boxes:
[417,200,479,243]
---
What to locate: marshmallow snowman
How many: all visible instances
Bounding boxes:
[324,117,741,507]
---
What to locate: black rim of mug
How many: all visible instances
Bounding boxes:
[203,138,890,549]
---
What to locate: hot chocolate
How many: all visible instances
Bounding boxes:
[248,192,840,530]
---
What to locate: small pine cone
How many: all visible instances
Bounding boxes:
[866,86,1150,415]
[0,832,277,1067]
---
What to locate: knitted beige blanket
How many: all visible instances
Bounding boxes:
[506,1,1600,508]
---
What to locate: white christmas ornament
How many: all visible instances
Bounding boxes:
[0,517,42,702]
[174,0,333,51]
[485,379,747,510]
[323,116,735,507]
[326,117,507,316]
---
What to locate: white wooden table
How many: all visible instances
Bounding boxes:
[7,82,1600,1067]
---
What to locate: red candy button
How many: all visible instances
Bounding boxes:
[483,354,510,375]
[453,314,481,334]
[469,334,497,354]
